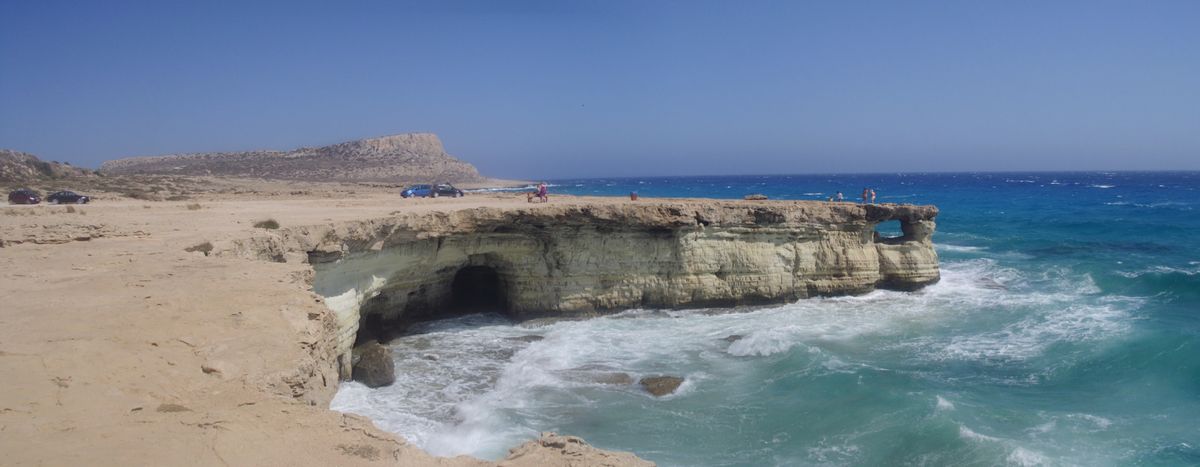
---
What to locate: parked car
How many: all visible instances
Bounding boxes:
[401,183,464,198]
[8,188,41,204]
[46,190,90,204]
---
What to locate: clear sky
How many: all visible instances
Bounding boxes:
[1,1,1197,178]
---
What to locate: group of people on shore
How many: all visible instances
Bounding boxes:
[826,188,877,204]
[526,182,549,203]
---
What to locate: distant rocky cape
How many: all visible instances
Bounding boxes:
[100,133,485,183]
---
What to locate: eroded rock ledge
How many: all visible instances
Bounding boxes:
[222,199,938,378]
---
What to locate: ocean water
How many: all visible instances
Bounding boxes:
[332,172,1200,466]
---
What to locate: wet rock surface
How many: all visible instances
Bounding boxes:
[351,341,395,388]
[640,376,684,397]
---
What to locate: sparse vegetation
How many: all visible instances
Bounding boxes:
[65,206,75,213]
[165,195,190,201]
[120,189,160,201]
[186,203,202,210]
[184,241,214,256]
[253,219,280,230]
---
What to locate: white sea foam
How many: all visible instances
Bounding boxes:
[959,425,1001,442]
[1066,413,1113,430]
[806,439,862,464]
[936,244,986,253]
[935,395,955,411]
[960,425,1053,466]
[936,301,1130,362]
[1115,265,1200,278]
[1104,200,1193,209]
[1089,184,1116,189]
[1007,447,1049,466]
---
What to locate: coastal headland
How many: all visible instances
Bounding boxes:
[0,182,937,466]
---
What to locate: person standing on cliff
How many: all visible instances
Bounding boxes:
[869,189,877,204]
[836,191,844,202]
[537,182,548,203]
[861,188,870,204]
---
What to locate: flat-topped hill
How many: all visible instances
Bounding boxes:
[100,133,485,183]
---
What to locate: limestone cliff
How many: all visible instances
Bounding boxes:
[221,200,939,378]
[100,133,485,183]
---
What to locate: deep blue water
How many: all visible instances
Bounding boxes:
[336,172,1200,466]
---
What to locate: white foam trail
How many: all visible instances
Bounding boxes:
[1115,265,1200,278]
[1067,413,1113,430]
[936,244,986,253]
[960,425,1050,467]
[959,425,1001,442]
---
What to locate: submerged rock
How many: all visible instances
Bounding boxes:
[506,335,544,343]
[351,341,395,388]
[594,372,634,386]
[639,376,684,396]
[722,334,744,343]
[555,365,635,386]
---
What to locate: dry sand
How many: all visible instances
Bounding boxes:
[0,182,651,466]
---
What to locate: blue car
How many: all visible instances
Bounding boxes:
[401,183,464,198]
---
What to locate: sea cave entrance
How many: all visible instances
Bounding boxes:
[450,265,508,315]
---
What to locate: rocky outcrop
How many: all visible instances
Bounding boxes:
[218,200,939,379]
[500,432,655,467]
[0,149,94,182]
[99,133,485,183]
[350,341,395,388]
[640,376,684,397]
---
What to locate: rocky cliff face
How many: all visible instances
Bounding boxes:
[100,133,485,183]
[221,200,939,378]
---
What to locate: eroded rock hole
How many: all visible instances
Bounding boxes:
[450,266,507,315]
[873,219,907,243]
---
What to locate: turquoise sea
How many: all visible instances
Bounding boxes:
[333,172,1200,466]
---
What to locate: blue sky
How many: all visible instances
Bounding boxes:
[1,1,1197,178]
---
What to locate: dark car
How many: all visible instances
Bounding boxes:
[46,190,90,204]
[401,183,464,198]
[8,188,41,204]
